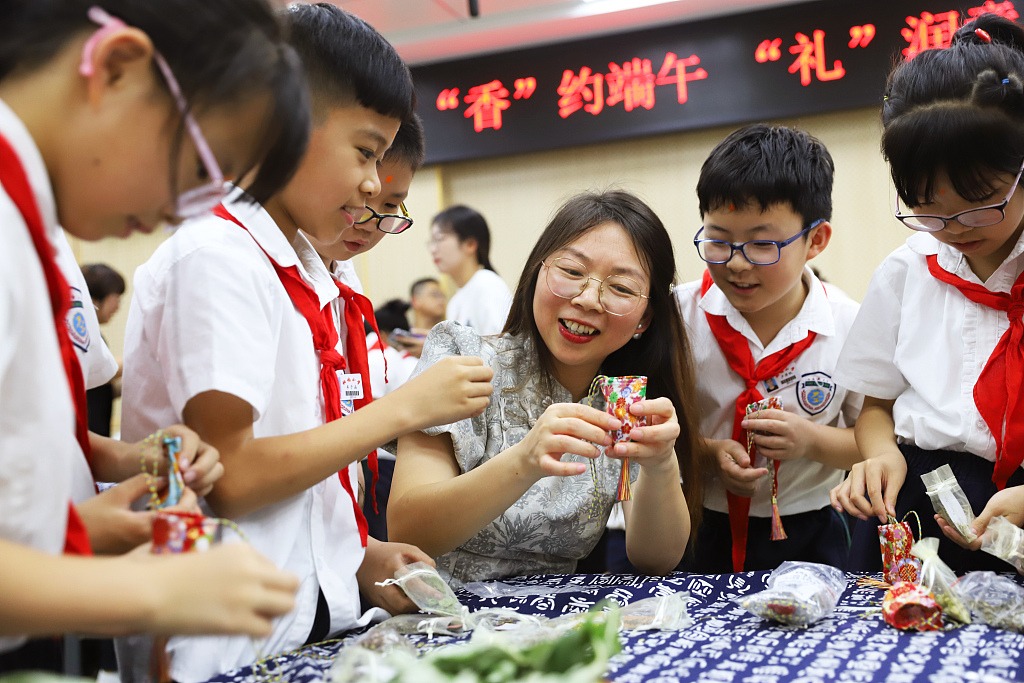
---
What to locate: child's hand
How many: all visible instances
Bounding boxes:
[708,438,768,497]
[139,544,298,637]
[829,450,906,522]
[940,485,1024,550]
[137,425,223,498]
[397,356,493,429]
[607,398,679,475]
[741,408,817,462]
[357,539,435,615]
[77,475,204,555]
[169,425,223,497]
[512,403,617,479]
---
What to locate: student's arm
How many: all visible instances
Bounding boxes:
[829,396,906,523]
[741,410,861,470]
[195,356,493,519]
[618,398,690,574]
[0,539,297,638]
[388,403,618,557]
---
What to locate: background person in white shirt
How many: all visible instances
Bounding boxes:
[429,204,513,335]
[832,14,1024,575]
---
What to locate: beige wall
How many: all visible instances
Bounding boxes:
[69,104,905,365]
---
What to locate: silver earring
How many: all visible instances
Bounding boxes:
[633,324,643,340]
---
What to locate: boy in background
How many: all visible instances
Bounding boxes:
[304,114,425,541]
[674,123,862,573]
[121,7,492,680]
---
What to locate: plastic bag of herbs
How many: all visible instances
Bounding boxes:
[329,608,621,683]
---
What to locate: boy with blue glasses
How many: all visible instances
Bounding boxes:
[674,123,863,573]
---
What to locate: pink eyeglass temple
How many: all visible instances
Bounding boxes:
[78,6,224,192]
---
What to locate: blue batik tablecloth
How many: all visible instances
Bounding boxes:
[206,571,1024,683]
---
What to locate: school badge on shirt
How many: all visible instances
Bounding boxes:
[796,371,835,415]
[66,285,90,352]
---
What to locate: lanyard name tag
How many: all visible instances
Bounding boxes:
[338,373,363,400]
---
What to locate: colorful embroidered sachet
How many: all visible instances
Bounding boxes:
[878,512,922,584]
[882,581,943,631]
[151,511,222,554]
[597,375,647,501]
[745,396,786,540]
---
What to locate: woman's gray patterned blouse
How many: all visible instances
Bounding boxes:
[409,321,638,582]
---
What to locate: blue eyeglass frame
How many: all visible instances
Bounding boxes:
[693,219,825,266]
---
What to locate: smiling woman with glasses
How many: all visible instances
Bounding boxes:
[389,190,708,584]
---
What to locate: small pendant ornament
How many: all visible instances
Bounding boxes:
[746,396,786,540]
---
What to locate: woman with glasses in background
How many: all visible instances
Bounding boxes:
[389,190,708,582]
[428,204,513,335]
[832,14,1024,574]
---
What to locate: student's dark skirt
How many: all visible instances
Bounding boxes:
[678,505,850,573]
[845,444,1024,574]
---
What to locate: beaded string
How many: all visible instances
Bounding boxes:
[139,432,282,682]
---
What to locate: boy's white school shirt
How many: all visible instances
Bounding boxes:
[835,231,1024,460]
[446,268,512,336]
[0,99,78,653]
[121,192,382,682]
[674,268,863,517]
[52,228,119,502]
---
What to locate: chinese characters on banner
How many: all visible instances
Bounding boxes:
[433,1,1019,134]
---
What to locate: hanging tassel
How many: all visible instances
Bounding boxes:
[616,458,632,501]
[770,461,787,541]
[770,492,788,540]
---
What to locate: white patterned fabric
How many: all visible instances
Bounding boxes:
[411,321,638,582]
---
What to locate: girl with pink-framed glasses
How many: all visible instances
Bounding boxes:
[0,0,310,666]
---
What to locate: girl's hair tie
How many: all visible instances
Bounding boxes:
[976,28,993,44]
[1003,77,1012,85]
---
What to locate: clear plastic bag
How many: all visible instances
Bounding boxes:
[922,464,977,542]
[979,516,1024,573]
[376,561,468,620]
[734,561,846,626]
[618,591,692,631]
[461,580,600,599]
[957,571,1024,632]
[910,537,971,623]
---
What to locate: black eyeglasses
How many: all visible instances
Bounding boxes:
[893,158,1024,232]
[693,219,825,266]
[356,203,414,235]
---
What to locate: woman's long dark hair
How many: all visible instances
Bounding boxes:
[504,190,708,533]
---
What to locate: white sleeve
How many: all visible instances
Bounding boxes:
[834,260,908,400]
[139,239,285,420]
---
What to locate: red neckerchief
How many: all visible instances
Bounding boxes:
[213,204,376,544]
[700,271,816,572]
[332,276,383,513]
[926,254,1024,489]
[0,131,92,555]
